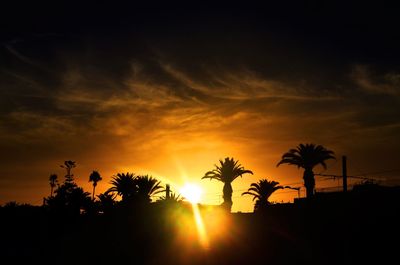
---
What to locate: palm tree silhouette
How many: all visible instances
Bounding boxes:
[89,170,102,200]
[158,192,183,202]
[202,157,253,212]
[277,143,335,198]
[49,174,58,197]
[69,187,92,214]
[97,191,116,214]
[108,172,136,201]
[242,179,284,211]
[134,175,164,203]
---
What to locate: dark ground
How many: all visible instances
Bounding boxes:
[1,187,399,265]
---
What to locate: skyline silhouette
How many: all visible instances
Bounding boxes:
[1,164,398,265]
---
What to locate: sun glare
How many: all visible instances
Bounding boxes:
[180,183,203,204]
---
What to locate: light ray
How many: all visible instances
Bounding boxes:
[191,203,209,249]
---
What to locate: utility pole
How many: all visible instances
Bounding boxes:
[342,156,347,192]
[166,184,170,199]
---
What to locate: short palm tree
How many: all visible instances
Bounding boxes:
[134,175,164,203]
[202,157,253,212]
[97,191,116,214]
[70,187,92,214]
[89,170,102,200]
[108,172,136,201]
[242,179,284,211]
[277,143,335,198]
[158,192,183,202]
[49,174,58,197]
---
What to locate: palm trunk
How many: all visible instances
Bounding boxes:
[92,185,96,200]
[222,182,233,212]
[50,186,53,197]
[303,168,315,198]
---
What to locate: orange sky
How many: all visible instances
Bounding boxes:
[1,63,398,212]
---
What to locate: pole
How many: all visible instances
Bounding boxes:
[166,184,170,199]
[342,156,347,192]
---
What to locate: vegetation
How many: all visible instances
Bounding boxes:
[89,170,102,200]
[49,174,58,197]
[60,160,76,183]
[107,173,163,203]
[134,175,164,202]
[97,191,116,214]
[277,143,335,198]
[158,192,183,202]
[108,172,137,201]
[2,150,399,265]
[202,157,253,212]
[45,161,92,215]
[242,179,284,211]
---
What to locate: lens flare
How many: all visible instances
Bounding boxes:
[191,203,209,249]
[180,183,203,204]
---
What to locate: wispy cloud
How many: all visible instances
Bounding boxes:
[352,65,400,96]
[160,62,341,101]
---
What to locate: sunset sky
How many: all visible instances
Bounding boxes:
[1,2,400,212]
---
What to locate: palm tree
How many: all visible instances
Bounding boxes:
[242,179,284,211]
[202,157,253,212]
[69,187,92,215]
[97,191,116,214]
[49,174,58,197]
[157,192,183,202]
[134,175,164,203]
[277,143,335,198]
[108,172,136,201]
[89,170,102,200]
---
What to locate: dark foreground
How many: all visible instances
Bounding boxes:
[1,187,399,265]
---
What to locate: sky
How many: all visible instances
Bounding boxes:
[1,2,400,212]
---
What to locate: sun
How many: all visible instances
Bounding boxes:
[180,183,203,204]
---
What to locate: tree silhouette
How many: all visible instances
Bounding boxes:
[157,192,183,202]
[108,173,163,204]
[242,179,284,211]
[108,173,136,201]
[45,161,93,215]
[49,174,58,197]
[277,143,335,198]
[60,160,76,183]
[97,191,116,214]
[47,178,92,215]
[89,170,102,200]
[134,175,164,203]
[202,157,253,212]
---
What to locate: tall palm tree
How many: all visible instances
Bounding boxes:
[202,157,253,212]
[242,179,284,211]
[277,143,335,198]
[89,170,102,200]
[108,172,136,201]
[134,175,164,203]
[49,174,58,197]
